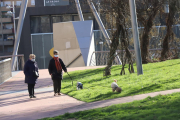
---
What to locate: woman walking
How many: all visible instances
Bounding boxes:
[24,54,39,98]
[48,50,67,96]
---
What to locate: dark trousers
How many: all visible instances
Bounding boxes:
[53,79,61,93]
[28,84,35,96]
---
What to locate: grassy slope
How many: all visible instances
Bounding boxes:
[61,59,180,102]
[41,92,180,120]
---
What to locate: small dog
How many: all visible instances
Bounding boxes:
[111,79,122,93]
[77,82,83,90]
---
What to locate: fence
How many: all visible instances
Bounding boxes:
[0,54,25,71]
[31,33,54,69]
[89,48,180,66]
[30,25,180,68]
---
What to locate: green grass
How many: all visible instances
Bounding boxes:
[61,59,180,102]
[41,92,180,120]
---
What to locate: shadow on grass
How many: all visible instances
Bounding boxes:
[124,84,162,96]
[150,62,180,69]
[62,73,180,103]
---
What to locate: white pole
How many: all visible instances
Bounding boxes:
[12,1,19,71]
[129,0,143,75]
[87,0,122,65]
[11,0,28,71]
[97,0,102,41]
[13,1,16,38]
[75,0,84,21]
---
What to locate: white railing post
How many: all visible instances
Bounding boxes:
[11,0,28,71]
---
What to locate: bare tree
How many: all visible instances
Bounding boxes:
[160,0,180,61]
[136,0,164,63]
[101,0,134,76]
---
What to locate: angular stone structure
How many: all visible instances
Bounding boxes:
[53,20,96,67]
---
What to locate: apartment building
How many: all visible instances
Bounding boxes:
[0,0,35,56]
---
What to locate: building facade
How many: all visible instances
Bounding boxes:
[0,0,35,56]
[14,0,100,69]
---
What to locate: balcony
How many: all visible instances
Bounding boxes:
[0,29,13,34]
[0,40,14,45]
[0,18,12,23]
[0,52,13,56]
[0,7,8,12]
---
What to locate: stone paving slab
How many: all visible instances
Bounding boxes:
[0,91,84,120]
[0,66,105,93]
[0,66,105,120]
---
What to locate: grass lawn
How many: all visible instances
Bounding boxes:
[41,92,180,120]
[61,59,180,102]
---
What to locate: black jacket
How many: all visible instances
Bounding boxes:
[48,58,67,80]
[24,59,39,84]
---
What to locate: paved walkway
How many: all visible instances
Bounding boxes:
[0,66,180,120]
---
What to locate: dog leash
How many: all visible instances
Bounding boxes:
[66,72,73,86]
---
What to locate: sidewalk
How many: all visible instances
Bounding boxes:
[0,66,180,120]
[0,66,104,120]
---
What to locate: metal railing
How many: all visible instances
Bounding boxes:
[89,48,180,66]
[0,54,25,71]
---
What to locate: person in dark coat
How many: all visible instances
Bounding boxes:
[48,50,67,96]
[24,54,39,98]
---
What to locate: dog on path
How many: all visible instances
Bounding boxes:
[111,79,122,93]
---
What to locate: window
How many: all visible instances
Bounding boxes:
[83,13,93,20]
[0,35,3,41]
[52,15,62,23]
[73,15,80,21]
[31,0,35,5]
[3,1,11,6]
[62,15,72,22]
[31,16,51,33]
[7,46,13,52]
[16,1,22,6]
[0,46,3,53]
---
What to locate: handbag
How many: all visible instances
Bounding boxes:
[34,71,39,77]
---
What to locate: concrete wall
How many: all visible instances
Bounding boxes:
[0,58,12,84]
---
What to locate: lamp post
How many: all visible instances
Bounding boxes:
[99,41,103,65]
[99,41,103,51]
[129,0,143,75]
[163,0,169,13]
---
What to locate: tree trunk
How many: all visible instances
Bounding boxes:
[140,11,159,64]
[160,1,176,61]
[104,30,119,76]
[138,1,160,64]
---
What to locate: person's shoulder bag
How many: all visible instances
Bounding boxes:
[33,71,39,78]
